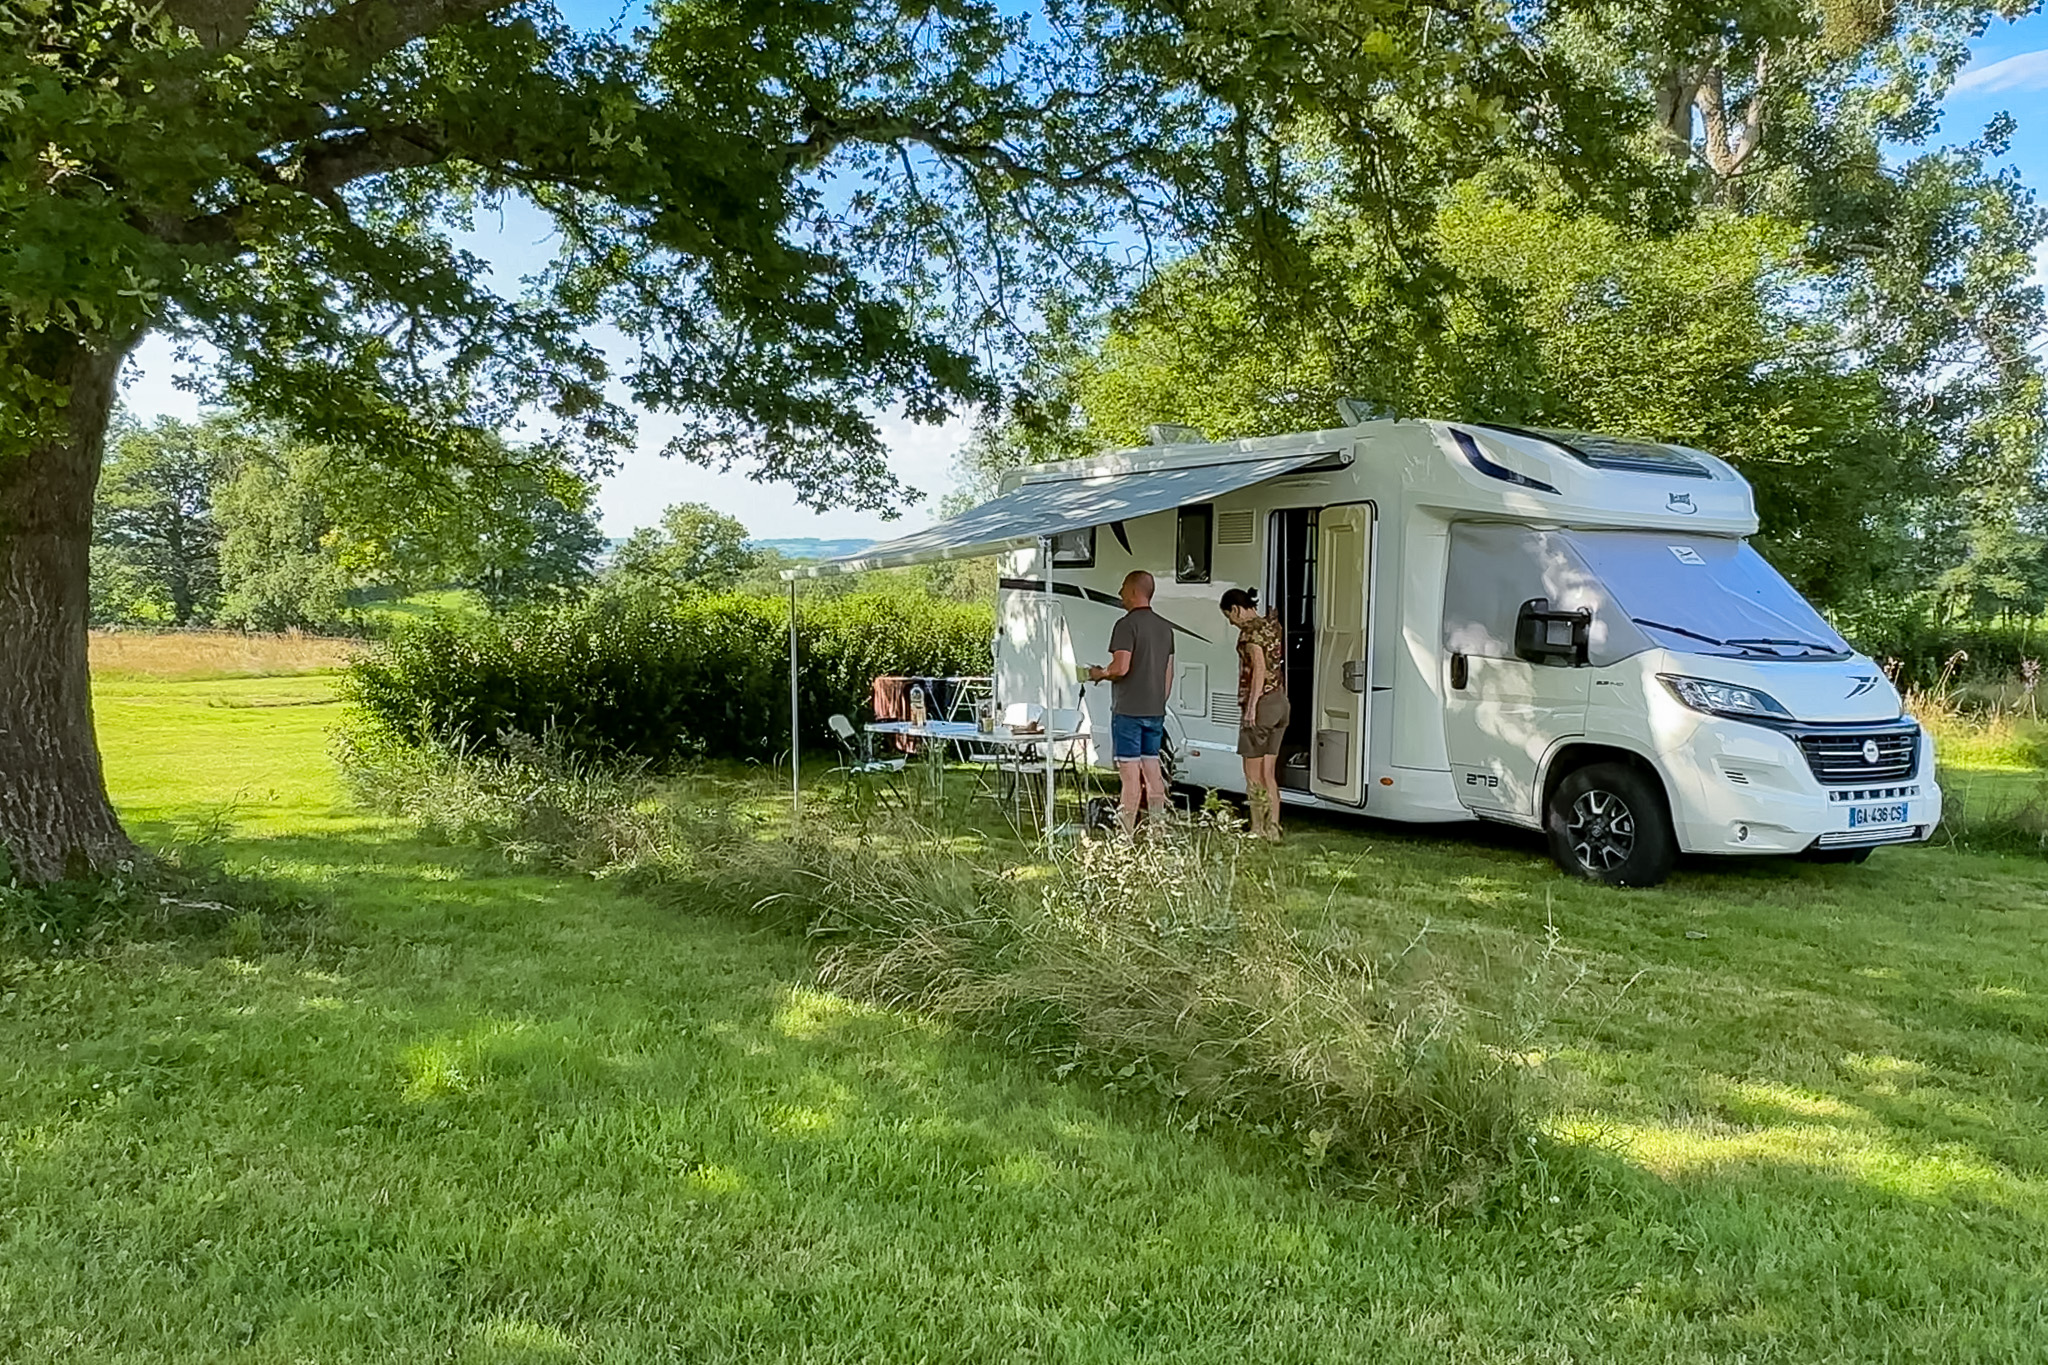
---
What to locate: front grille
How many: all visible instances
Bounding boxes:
[1796,728,1919,784]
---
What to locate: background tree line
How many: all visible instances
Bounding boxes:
[91,414,604,631]
[91,412,991,631]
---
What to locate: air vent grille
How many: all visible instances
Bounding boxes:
[1816,827,1923,848]
[1217,509,1255,545]
[1210,693,1243,729]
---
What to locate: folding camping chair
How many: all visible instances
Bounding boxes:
[964,703,1046,828]
[828,714,908,813]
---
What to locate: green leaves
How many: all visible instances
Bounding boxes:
[5,0,1682,511]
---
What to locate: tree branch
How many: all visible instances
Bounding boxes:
[158,0,264,51]
[290,0,523,68]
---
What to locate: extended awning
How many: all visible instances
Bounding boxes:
[781,446,1342,579]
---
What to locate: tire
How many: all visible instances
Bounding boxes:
[1545,761,1677,888]
[1801,846,1873,865]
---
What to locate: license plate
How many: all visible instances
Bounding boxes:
[1848,803,1908,828]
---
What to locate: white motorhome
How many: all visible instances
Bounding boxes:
[809,415,1940,885]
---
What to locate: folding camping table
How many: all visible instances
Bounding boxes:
[865,719,1083,833]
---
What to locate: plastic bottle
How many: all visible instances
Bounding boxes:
[908,682,928,727]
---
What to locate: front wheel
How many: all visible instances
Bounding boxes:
[1545,762,1677,888]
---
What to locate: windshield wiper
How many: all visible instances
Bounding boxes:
[1724,637,1847,658]
[1632,618,1729,648]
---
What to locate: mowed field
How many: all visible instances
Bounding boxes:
[3,637,2047,1361]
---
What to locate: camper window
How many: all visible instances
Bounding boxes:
[1050,527,1095,567]
[1176,504,1213,583]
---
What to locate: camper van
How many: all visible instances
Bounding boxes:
[963,417,1941,886]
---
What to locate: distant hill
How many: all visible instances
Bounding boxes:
[748,537,873,561]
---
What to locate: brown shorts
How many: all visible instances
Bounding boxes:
[1238,690,1291,759]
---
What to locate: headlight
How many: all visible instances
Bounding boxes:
[1658,674,1793,720]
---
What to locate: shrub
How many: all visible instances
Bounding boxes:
[1836,612,2044,687]
[342,591,992,763]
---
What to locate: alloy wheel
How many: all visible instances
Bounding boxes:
[1567,788,1636,872]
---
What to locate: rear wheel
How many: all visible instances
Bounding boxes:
[1545,762,1676,888]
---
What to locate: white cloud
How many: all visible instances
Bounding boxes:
[1953,48,2048,95]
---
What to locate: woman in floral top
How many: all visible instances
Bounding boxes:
[1220,587,1290,840]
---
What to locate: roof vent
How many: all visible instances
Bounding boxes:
[1146,423,1206,445]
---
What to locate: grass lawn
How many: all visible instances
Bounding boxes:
[3,661,2046,1360]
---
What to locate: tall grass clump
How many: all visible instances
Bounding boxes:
[336,726,754,881]
[89,628,356,681]
[793,813,1547,1209]
[343,591,991,764]
[1901,653,2048,853]
[347,732,1554,1211]
[1,843,321,959]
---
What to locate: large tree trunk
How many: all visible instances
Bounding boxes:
[0,335,139,884]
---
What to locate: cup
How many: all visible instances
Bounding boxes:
[1072,662,1092,683]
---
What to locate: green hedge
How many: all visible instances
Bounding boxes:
[344,593,994,762]
[1837,618,2044,688]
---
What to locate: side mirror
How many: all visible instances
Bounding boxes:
[1515,597,1591,667]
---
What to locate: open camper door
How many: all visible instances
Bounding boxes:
[1310,503,1373,805]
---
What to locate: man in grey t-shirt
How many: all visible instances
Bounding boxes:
[1087,570,1175,833]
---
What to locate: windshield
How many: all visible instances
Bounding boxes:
[1565,531,1850,661]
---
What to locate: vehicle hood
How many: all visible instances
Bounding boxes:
[1651,651,1904,725]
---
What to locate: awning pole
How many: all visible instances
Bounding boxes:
[788,577,801,821]
[1041,534,1056,843]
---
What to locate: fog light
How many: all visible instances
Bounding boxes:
[1734,823,1750,843]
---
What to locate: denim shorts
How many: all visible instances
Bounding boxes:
[1111,713,1165,761]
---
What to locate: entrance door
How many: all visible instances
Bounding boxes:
[1310,503,1373,805]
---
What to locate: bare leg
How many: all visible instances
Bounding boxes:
[1117,759,1144,834]
[1257,754,1282,838]
[1241,757,1265,836]
[1139,756,1167,826]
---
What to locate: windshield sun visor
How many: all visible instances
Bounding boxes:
[1444,525,1849,667]
[1565,531,1849,660]
[1443,524,1649,667]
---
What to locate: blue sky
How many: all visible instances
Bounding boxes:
[118,7,2048,542]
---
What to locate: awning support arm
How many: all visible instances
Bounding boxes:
[788,577,801,820]
[1041,533,1056,842]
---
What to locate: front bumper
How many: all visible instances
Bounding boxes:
[1661,719,1942,855]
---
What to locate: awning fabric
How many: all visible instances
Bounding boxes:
[783,448,1338,579]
